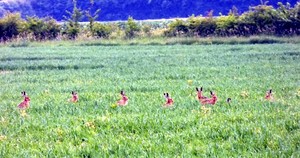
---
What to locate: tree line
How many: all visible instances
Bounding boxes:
[0,2,299,42]
[0,0,298,21]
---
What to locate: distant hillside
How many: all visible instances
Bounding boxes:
[0,0,298,21]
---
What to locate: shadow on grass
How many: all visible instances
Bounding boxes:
[0,64,106,71]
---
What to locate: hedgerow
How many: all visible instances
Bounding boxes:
[0,2,299,41]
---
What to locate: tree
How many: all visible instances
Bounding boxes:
[63,0,83,39]
[0,12,24,41]
[125,16,140,38]
[26,16,60,40]
[85,0,101,33]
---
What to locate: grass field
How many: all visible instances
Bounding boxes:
[0,43,300,157]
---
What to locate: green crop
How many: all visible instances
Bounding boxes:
[0,44,299,157]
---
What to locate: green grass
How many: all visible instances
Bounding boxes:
[0,43,299,157]
[2,36,300,48]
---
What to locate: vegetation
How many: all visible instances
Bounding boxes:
[0,0,298,21]
[0,1,299,157]
[125,16,140,39]
[25,16,60,40]
[0,43,299,157]
[63,0,84,39]
[85,0,101,34]
[0,2,299,42]
[0,12,24,41]
[91,23,112,39]
[166,3,300,37]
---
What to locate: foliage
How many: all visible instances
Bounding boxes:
[244,5,280,34]
[0,0,298,21]
[125,16,140,39]
[164,2,300,37]
[186,15,201,36]
[0,12,24,41]
[0,3,300,41]
[91,23,112,38]
[142,24,152,37]
[196,15,217,37]
[165,19,188,37]
[25,16,60,40]
[63,0,84,39]
[85,0,101,33]
[216,15,237,36]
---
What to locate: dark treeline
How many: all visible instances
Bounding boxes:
[166,3,300,37]
[0,0,298,21]
[0,2,299,42]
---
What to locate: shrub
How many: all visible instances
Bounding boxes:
[92,23,112,38]
[142,24,152,37]
[26,16,60,40]
[291,2,300,35]
[187,15,201,36]
[0,12,24,41]
[196,17,217,37]
[216,15,238,36]
[125,16,140,38]
[162,3,300,37]
[165,19,188,37]
[235,19,258,36]
[243,5,280,34]
[65,25,80,39]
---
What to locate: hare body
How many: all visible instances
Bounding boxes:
[196,87,208,101]
[117,91,128,106]
[163,93,173,107]
[265,89,274,101]
[18,91,30,109]
[201,91,218,105]
[69,91,79,103]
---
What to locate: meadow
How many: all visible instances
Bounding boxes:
[0,42,299,157]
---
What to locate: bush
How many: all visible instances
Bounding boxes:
[276,2,300,35]
[66,25,80,39]
[26,16,60,40]
[235,20,258,36]
[242,5,280,34]
[196,17,217,37]
[187,15,201,36]
[166,19,189,37]
[125,16,140,38]
[92,23,112,38]
[162,3,300,37]
[216,15,238,36]
[0,12,24,41]
[142,24,152,37]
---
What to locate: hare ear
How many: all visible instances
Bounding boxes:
[71,91,74,94]
[23,91,26,95]
[210,91,213,95]
[120,90,124,95]
[200,87,203,91]
[227,98,231,102]
[167,93,169,97]
[196,87,199,91]
[163,93,166,96]
[269,89,272,93]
